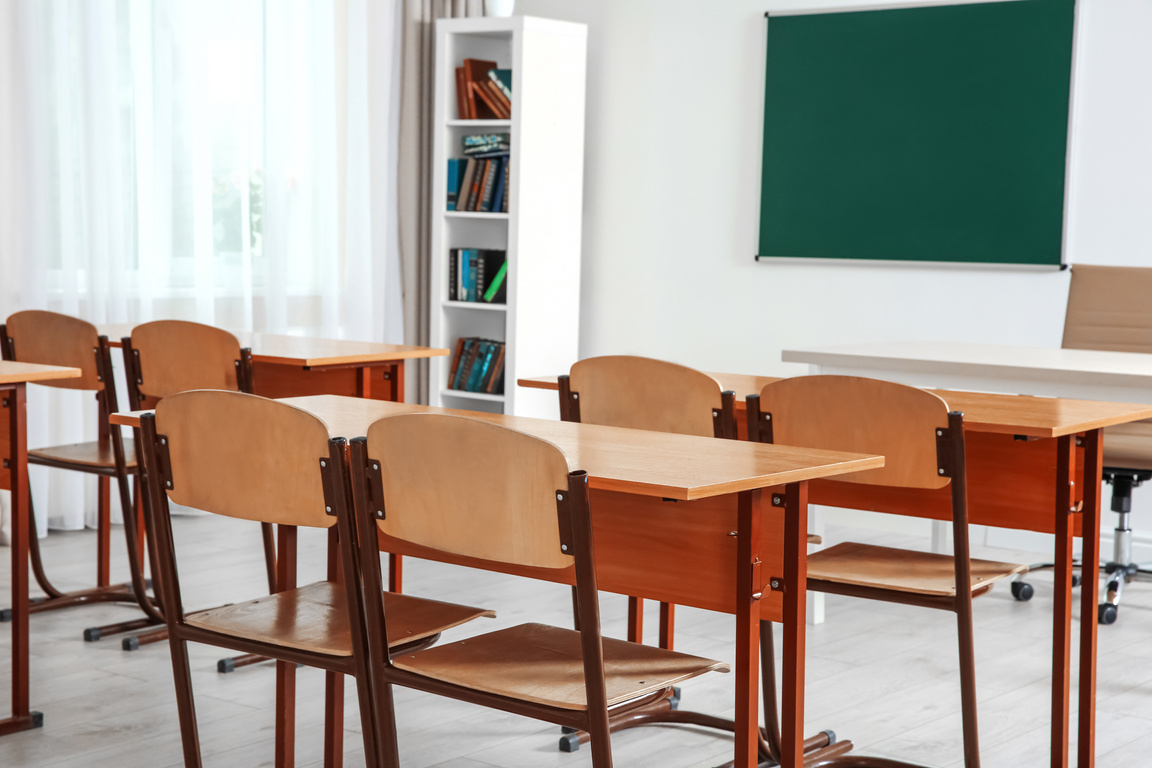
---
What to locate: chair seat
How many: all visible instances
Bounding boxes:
[28,437,137,471]
[187,582,494,656]
[393,622,729,710]
[1102,419,1152,471]
[808,542,1026,597]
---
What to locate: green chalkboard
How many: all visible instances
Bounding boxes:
[757,0,1075,266]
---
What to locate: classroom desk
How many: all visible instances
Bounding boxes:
[1,361,82,736]
[519,372,1152,768]
[114,394,883,768]
[99,324,448,402]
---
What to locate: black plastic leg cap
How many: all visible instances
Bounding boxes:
[1010,581,1035,602]
[558,732,582,753]
[217,658,236,673]
[83,627,101,642]
[122,636,141,651]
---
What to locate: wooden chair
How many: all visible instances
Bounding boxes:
[747,375,1025,768]
[103,319,264,651]
[0,311,149,629]
[138,390,494,768]
[343,413,729,768]
[1046,264,1152,624]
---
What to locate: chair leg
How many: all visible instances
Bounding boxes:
[626,597,642,642]
[759,619,782,762]
[275,659,297,768]
[371,680,401,768]
[97,475,111,587]
[167,633,203,768]
[955,602,981,768]
[658,602,675,650]
[586,708,615,768]
[323,671,344,768]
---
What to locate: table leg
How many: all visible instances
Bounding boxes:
[356,367,372,399]
[1,383,42,735]
[385,362,404,403]
[779,483,808,768]
[735,488,763,768]
[1052,434,1075,768]
[1078,430,1102,768]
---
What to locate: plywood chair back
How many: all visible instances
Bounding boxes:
[3,310,104,391]
[154,390,335,529]
[1063,264,1152,353]
[563,355,732,438]
[127,320,248,406]
[752,375,951,490]
[365,413,575,571]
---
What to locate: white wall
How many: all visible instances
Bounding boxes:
[514,0,1152,556]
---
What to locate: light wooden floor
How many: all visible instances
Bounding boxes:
[1,512,1152,767]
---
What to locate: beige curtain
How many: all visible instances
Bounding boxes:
[398,0,485,403]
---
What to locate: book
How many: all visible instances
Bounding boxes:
[491,157,507,213]
[478,158,500,212]
[454,67,472,119]
[482,259,507,303]
[473,248,486,301]
[463,133,510,156]
[462,59,499,118]
[448,248,458,300]
[465,159,487,210]
[454,338,484,389]
[473,78,509,119]
[451,338,476,389]
[488,68,512,101]
[466,341,495,391]
[502,160,510,212]
[457,159,477,212]
[484,343,506,393]
[446,159,463,211]
[446,336,466,385]
[460,249,473,301]
[482,79,511,118]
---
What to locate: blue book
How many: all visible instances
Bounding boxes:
[446,159,462,211]
[461,249,473,301]
[491,157,507,214]
[452,338,475,389]
[466,342,494,391]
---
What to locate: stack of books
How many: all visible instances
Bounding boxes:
[447,337,506,394]
[447,136,510,213]
[447,248,507,303]
[455,59,512,120]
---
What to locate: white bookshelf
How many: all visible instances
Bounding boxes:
[429,16,586,418]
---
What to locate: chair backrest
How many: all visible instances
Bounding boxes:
[153,390,335,529]
[129,320,246,402]
[3,310,104,391]
[564,355,727,437]
[1063,264,1152,353]
[754,375,951,490]
[365,413,575,570]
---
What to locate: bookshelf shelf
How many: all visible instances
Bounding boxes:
[429,16,586,418]
[439,389,507,404]
[442,300,507,312]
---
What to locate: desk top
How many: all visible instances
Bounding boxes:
[112,394,883,501]
[0,361,83,386]
[98,324,448,365]
[516,373,1152,439]
[782,340,1152,388]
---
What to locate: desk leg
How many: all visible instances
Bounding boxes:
[356,367,372,399]
[384,362,404,403]
[735,489,764,768]
[1078,430,1102,768]
[1,383,41,735]
[779,483,808,768]
[1052,434,1075,768]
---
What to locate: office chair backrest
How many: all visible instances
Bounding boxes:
[756,375,951,489]
[567,355,725,437]
[366,413,575,570]
[4,310,104,391]
[130,320,246,400]
[154,390,335,529]
[1063,264,1152,353]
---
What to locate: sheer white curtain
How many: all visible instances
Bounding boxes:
[1,0,402,539]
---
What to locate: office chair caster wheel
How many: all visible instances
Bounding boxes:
[1098,603,1118,625]
[1010,581,1034,601]
[1072,574,1081,588]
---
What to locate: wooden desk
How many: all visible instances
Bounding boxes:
[1,361,82,736]
[114,395,882,768]
[99,324,448,402]
[519,372,1152,768]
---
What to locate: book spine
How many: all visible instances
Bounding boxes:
[482,258,507,303]
[446,337,466,387]
[502,160,510,212]
[461,249,472,301]
[457,159,477,212]
[466,342,494,391]
[452,338,475,389]
[468,250,478,302]
[455,67,471,119]
[479,160,499,212]
[484,342,505,393]
[467,159,487,211]
[474,249,487,302]
[456,338,482,390]
[448,248,458,301]
[488,69,512,101]
[491,157,507,214]
[446,159,460,211]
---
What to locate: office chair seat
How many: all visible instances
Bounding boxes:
[29,438,138,472]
